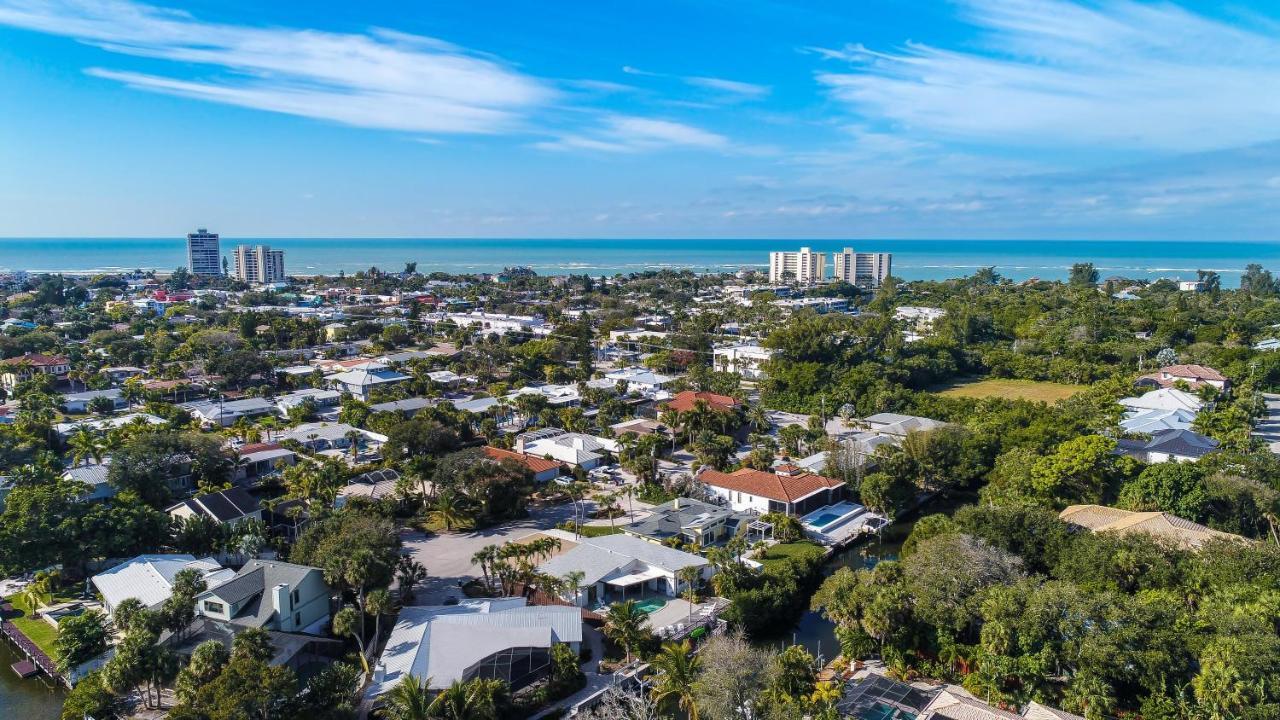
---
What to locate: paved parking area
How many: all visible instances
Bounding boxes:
[401,500,592,605]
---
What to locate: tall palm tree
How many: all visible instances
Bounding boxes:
[561,570,586,607]
[604,600,649,665]
[650,640,701,720]
[677,566,701,620]
[471,546,498,592]
[365,588,391,658]
[383,674,434,720]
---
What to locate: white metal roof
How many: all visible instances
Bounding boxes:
[91,554,233,611]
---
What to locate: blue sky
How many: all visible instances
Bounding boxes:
[1,0,1279,239]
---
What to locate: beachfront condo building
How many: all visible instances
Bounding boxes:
[768,247,825,284]
[186,228,222,276]
[833,248,892,288]
[232,244,286,284]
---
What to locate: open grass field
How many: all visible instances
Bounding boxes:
[933,377,1087,403]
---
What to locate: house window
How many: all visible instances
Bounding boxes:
[204,600,225,614]
[294,612,302,627]
[291,589,299,607]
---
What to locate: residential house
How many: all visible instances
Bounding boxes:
[278,422,386,455]
[712,344,774,380]
[195,559,330,634]
[366,598,582,701]
[0,352,70,390]
[1119,408,1197,435]
[99,365,146,385]
[91,554,234,616]
[1119,387,1206,415]
[61,388,128,413]
[369,397,434,417]
[62,463,116,502]
[1137,364,1229,391]
[184,397,277,427]
[482,446,564,482]
[514,427,619,470]
[661,390,742,416]
[54,412,166,439]
[325,361,411,401]
[1116,428,1219,463]
[623,498,757,547]
[858,412,949,441]
[1059,504,1245,549]
[536,531,711,608]
[273,388,342,418]
[234,442,297,484]
[837,672,1084,720]
[167,486,262,527]
[603,366,675,395]
[699,465,847,516]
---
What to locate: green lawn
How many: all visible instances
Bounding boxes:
[758,542,826,570]
[933,377,1087,403]
[5,605,59,660]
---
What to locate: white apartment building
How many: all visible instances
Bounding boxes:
[768,247,825,284]
[833,248,892,288]
[186,228,222,276]
[232,245,286,284]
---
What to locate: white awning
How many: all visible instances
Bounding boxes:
[605,567,667,587]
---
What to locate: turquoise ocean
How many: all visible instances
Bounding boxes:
[0,238,1277,285]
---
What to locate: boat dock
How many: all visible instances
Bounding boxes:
[0,617,64,685]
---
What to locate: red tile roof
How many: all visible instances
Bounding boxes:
[484,446,564,474]
[1160,364,1226,382]
[661,390,741,414]
[238,442,286,456]
[0,353,68,367]
[699,467,844,504]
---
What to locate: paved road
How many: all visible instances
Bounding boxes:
[1254,393,1280,454]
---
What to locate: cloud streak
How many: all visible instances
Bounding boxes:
[812,0,1280,152]
[535,115,729,153]
[0,0,550,133]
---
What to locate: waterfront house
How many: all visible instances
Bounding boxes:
[482,446,565,483]
[535,531,711,608]
[91,554,234,616]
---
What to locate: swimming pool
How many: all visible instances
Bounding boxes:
[635,598,667,614]
[808,512,843,528]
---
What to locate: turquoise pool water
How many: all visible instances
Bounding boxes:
[808,512,843,528]
[636,598,667,614]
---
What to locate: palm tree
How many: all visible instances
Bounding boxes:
[561,570,586,607]
[383,674,433,720]
[428,490,471,532]
[650,640,701,720]
[365,588,391,658]
[396,556,429,605]
[472,546,498,592]
[68,427,102,467]
[427,678,507,720]
[333,606,370,675]
[746,405,770,434]
[677,566,701,620]
[344,428,364,460]
[604,600,650,665]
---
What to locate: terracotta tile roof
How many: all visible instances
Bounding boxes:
[1161,364,1226,382]
[483,446,564,474]
[0,353,68,367]
[699,467,844,504]
[237,442,284,456]
[661,390,741,414]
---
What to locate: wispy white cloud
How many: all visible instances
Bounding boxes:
[535,115,730,153]
[684,76,771,99]
[811,0,1280,152]
[621,65,770,101]
[0,0,551,133]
